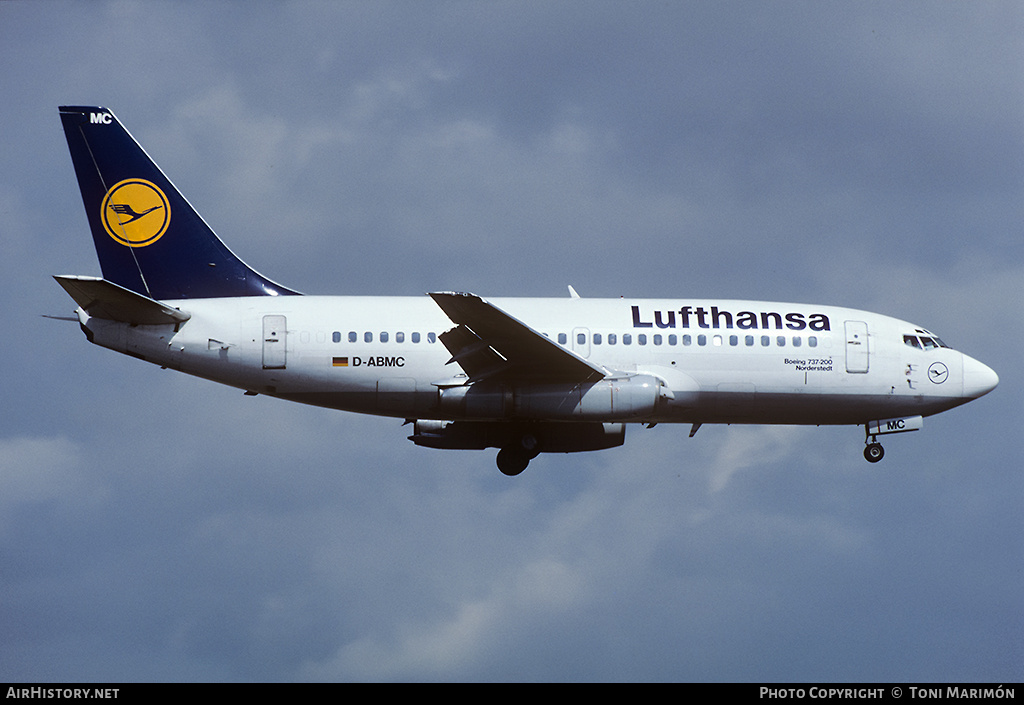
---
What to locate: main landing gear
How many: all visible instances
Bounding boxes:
[496,433,541,476]
[496,448,531,476]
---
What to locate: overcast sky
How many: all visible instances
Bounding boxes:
[1,0,1021,682]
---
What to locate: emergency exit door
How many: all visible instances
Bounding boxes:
[572,327,591,358]
[262,315,287,369]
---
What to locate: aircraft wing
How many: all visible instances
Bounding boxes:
[429,292,607,384]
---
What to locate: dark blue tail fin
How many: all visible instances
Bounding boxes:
[59,106,300,300]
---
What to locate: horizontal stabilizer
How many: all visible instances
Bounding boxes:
[54,275,191,325]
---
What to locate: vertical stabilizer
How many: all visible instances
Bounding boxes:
[59,106,300,300]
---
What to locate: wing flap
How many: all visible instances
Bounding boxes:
[430,291,605,384]
[54,275,191,325]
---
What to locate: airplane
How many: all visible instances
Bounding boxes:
[53,106,999,476]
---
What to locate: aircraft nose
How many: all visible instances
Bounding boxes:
[962,354,999,399]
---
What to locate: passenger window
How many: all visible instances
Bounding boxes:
[761,336,770,347]
[380,332,389,343]
[792,336,801,347]
[777,336,786,347]
[712,335,722,347]
[683,334,692,346]
[623,334,632,345]
[593,333,602,345]
[364,332,373,343]
[745,335,754,346]
[558,333,567,345]
[698,334,707,346]
[578,333,586,345]
[349,331,357,343]
[729,335,738,346]
[808,336,817,348]
[427,332,436,343]
[668,334,677,346]
[904,335,921,349]
[608,333,617,345]
[653,334,662,345]
[638,334,647,345]
[412,332,421,343]
[333,331,341,343]
[396,332,404,343]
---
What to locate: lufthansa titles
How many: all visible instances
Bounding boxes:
[632,305,831,332]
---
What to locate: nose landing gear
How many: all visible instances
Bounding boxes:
[863,441,885,463]
[861,416,923,463]
[863,423,885,463]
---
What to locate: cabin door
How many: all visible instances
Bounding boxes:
[262,315,287,369]
[844,320,869,374]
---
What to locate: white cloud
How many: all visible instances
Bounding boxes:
[706,425,809,493]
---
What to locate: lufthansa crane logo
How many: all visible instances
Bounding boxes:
[928,362,949,384]
[100,179,170,247]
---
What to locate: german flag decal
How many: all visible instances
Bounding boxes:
[332,357,349,367]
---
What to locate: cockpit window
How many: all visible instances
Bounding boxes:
[905,332,951,350]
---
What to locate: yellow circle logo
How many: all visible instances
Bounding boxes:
[100,179,171,247]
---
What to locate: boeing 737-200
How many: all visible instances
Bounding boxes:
[53,106,999,475]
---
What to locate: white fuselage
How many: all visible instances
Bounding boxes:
[54,105,1000,471]
[77,295,997,427]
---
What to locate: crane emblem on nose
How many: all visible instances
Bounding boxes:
[928,362,949,384]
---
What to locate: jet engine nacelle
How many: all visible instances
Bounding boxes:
[409,419,626,453]
[436,375,666,421]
